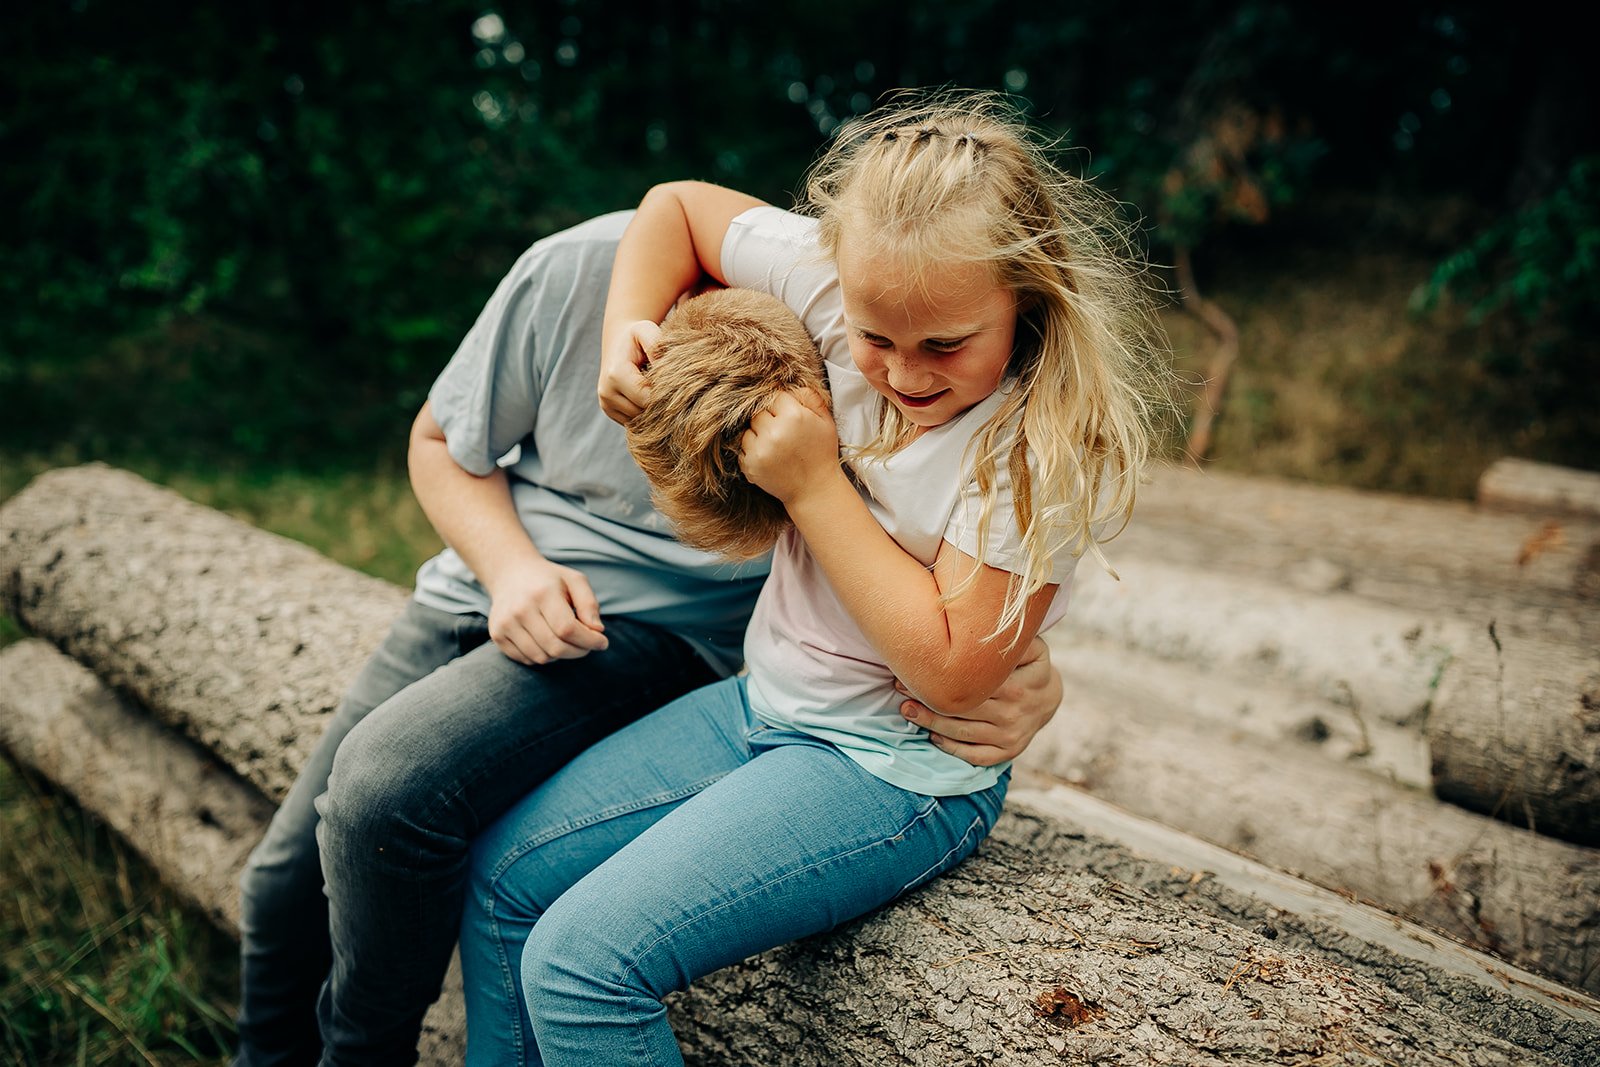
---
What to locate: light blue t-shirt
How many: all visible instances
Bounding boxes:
[413,211,769,676]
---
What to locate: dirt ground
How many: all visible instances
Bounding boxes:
[1165,229,1589,500]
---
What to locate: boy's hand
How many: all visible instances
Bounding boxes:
[485,558,609,665]
[896,636,1062,765]
[598,319,662,425]
[737,388,839,504]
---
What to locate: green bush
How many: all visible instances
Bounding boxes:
[1414,156,1600,466]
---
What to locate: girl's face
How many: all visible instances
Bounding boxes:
[836,239,1018,432]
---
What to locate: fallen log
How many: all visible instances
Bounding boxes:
[1122,467,1600,638]
[1060,558,1457,729]
[1479,458,1600,521]
[0,463,406,802]
[1063,468,1600,845]
[4,639,1596,1066]
[1023,632,1600,994]
[0,638,272,933]
[1010,776,1600,1039]
[1429,625,1600,845]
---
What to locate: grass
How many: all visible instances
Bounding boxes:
[0,758,239,1066]
[1163,243,1571,499]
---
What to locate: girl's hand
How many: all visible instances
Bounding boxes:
[598,319,662,425]
[737,388,839,505]
[484,557,609,665]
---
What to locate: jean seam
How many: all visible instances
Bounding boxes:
[897,811,988,896]
[610,792,951,995]
[484,773,730,887]
[477,896,526,1066]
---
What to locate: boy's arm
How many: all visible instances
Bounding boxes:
[409,402,607,665]
[897,637,1061,766]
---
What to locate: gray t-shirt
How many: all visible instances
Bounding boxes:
[413,210,769,675]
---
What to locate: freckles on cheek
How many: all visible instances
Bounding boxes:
[848,344,879,376]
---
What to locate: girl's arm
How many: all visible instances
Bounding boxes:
[599,181,767,424]
[741,391,1058,715]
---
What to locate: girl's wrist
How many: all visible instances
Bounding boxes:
[783,466,857,526]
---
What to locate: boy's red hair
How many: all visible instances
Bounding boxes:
[626,288,828,560]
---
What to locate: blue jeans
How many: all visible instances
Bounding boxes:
[234,600,717,1067]
[460,675,1008,1067]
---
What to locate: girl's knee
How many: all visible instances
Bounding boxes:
[518,893,638,1008]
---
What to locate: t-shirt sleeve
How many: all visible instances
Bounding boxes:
[945,444,1084,589]
[426,248,547,477]
[719,206,847,363]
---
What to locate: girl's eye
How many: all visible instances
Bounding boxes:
[925,338,965,353]
[858,331,892,347]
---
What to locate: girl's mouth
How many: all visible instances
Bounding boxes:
[894,389,948,408]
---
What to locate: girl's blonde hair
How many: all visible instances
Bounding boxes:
[802,89,1172,641]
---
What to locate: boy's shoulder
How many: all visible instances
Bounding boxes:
[508,211,635,277]
[529,210,636,251]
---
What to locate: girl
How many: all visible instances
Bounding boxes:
[459,90,1166,1065]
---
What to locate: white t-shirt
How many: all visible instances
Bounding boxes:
[723,207,1079,796]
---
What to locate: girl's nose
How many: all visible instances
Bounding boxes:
[885,352,932,392]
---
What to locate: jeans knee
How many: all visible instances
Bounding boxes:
[519,897,637,1011]
[317,716,455,873]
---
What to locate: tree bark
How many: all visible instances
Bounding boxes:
[1069,466,1600,844]
[1479,458,1600,521]
[1059,554,1460,730]
[0,638,272,933]
[0,464,406,803]
[1118,467,1600,640]
[4,639,1596,1066]
[1429,625,1600,846]
[1021,632,1600,994]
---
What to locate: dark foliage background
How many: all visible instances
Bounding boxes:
[2,0,1595,473]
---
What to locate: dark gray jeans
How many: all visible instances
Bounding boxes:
[233,600,718,1067]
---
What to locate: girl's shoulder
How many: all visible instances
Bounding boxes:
[721,206,826,277]
[720,207,848,368]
